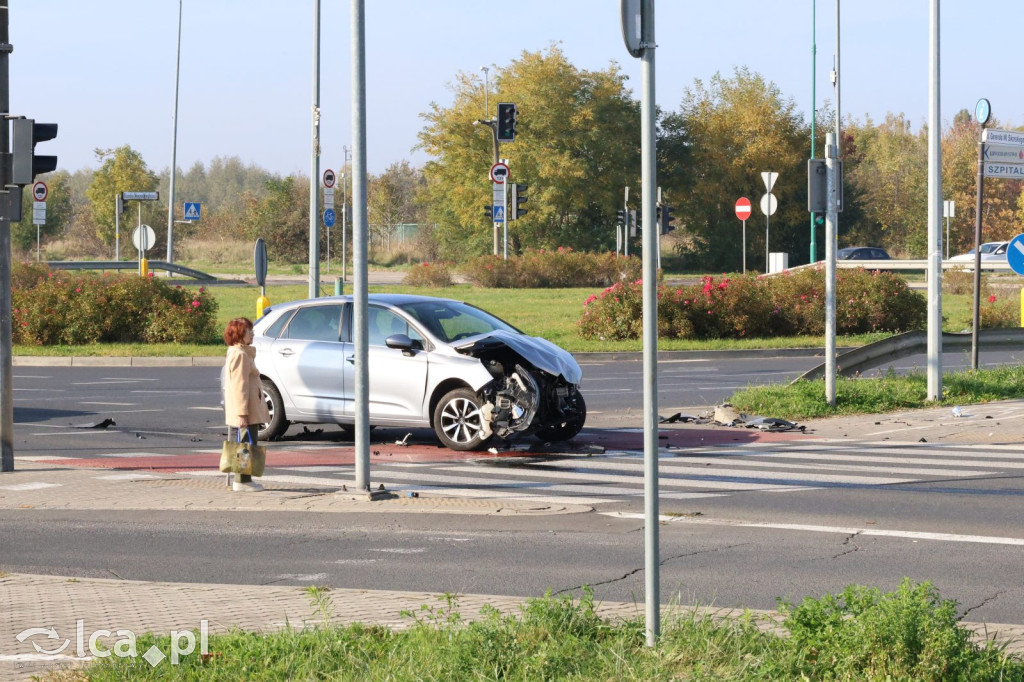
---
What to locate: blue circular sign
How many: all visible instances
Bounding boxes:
[975,98,991,126]
[323,209,336,227]
[1006,234,1024,276]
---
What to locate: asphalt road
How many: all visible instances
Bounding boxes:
[5,350,1024,625]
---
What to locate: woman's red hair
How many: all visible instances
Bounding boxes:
[223,317,253,346]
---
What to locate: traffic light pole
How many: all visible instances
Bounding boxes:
[0,2,13,472]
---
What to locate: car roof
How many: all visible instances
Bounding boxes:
[260,293,465,315]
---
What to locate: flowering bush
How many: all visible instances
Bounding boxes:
[579,267,928,341]
[979,293,1019,328]
[12,264,219,345]
[461,249,642,288]
[402,261,454,288]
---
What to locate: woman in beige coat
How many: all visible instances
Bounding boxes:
[223,317,271,492]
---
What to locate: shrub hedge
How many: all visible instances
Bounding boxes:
[402,261,454,288]
[12,263,219,345]
[461,248,642,288]
[579,267,928,341]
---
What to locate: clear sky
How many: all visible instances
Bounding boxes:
[7,1,1020,178]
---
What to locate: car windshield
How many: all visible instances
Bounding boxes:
[397,300,521,343]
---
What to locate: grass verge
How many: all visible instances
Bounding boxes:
[728,365,1024,420]
[71,582,1023,681]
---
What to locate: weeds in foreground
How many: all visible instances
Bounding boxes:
[73,581,1023,681]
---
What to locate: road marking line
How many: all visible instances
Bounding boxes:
[602,513,1024,546]
[80,402,135,406]
[445,465,810,491]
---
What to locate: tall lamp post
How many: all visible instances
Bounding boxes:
[480,66,490,117]
[167,0,183,267]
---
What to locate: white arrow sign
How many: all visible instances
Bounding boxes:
[761,171,778,193]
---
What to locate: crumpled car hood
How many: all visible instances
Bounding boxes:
[454,330,582,385]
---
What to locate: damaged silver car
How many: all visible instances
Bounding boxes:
[251,294,586,450]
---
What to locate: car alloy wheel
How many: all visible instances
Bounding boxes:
[434,388,489,451]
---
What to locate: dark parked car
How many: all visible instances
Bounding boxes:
[837,247,891,261]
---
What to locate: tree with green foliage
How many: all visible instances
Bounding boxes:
[85,146,160,248]
[418,45,640,260]
[368,160,425,253]
[660,67,810,272]
[842,114,927,256]
[241,176,312,263]
[11,171,74,256]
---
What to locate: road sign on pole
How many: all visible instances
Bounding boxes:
[1007,234,1024,276]
[183,202,201,221]
[489,162,509,184]
[982,128,1024,147]
[323,208,336,227]
[734,197,751,220]
[323,168,336,188]
[735,198,751,274]
[32,202,46,226]
[32,182,48,202]
[761,171,778,193]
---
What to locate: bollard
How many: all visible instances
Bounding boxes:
[256,294,270,320]
[139,258,148,278]
[335,277,344,296]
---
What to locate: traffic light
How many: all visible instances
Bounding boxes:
[496,102,517,142]
[629,209,641,237]
[660,204,676,234]
[509,183,528,220]
[616,209,625,227]
[484,204,493,220]
[813,213,825,226]
[12,119,58,186]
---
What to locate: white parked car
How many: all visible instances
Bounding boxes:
[949,242,1008,263]
[251,294,586,451]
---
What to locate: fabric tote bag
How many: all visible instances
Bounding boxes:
[219,429,266,477]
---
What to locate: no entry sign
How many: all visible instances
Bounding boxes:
[735,197,751,220]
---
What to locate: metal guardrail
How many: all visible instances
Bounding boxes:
[797,328,1024,381]
[788,260,1014,272]
[44,261,244,284]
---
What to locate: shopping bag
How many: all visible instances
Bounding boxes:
[219,430,266,477]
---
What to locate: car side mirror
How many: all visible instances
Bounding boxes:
[385,333,422,355]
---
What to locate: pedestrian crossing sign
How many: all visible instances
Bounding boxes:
[183,202,201,221]
[493,205,505,223]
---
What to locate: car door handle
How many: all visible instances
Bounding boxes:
[277,348,295,357]
[346,356,355,364]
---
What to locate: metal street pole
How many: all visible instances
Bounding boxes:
[0,0,13,472]
[639,0,660,647]
[926,0,943,398]
[825,133,837,405]
[809,0,817,263]
[115,194,121,260]
[166,0,182,267]
[342,145,350,284]
[972,136,984,371]
[833,0,840,233]
[308,0,321,299]
[351,0,370,491]
[480,66,489,117]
